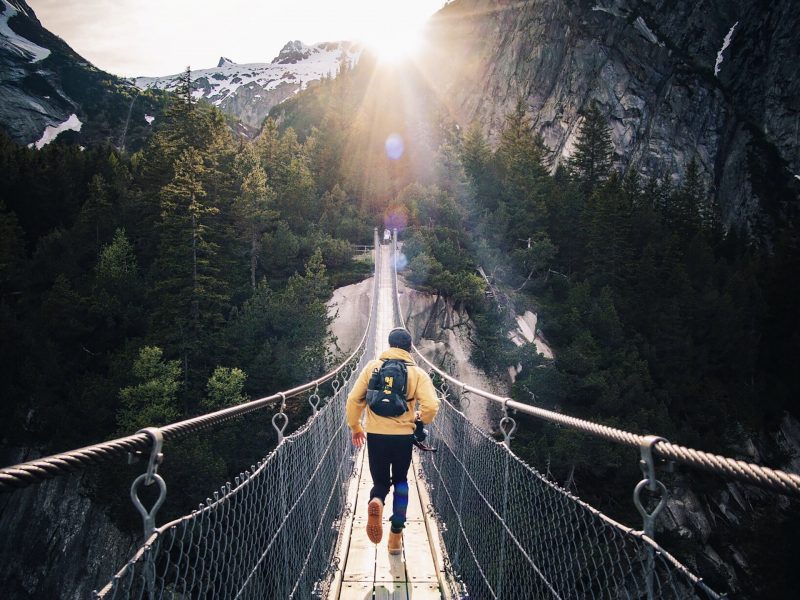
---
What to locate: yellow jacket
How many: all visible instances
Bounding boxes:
[346,348,439,436]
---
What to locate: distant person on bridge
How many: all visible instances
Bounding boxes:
[346,327,439,555]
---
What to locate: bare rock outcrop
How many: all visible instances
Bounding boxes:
[422,0,800,233]
[0,449,136,599]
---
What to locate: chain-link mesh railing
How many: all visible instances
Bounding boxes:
[95,362,363,599]
[419,399,720,599]
[389,232,721,599]
[91,234,382,599]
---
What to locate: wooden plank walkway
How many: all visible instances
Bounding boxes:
[330,242,450,600]
[335,447,446,600]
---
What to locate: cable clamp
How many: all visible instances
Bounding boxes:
[273,392,289,443]
[499,399,517,449]
[633,435,668,539]
[130,427,166,540]
[309,384,321,413]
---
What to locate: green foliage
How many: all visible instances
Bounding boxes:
[401,214,486,309]
[96,228,137,284]
[0,201,26,290]
[204,366,248,410]
[117,346,181,432]
[0,75,373,527]
[495,99,550,228]
[568,101,614,196]
[460,121,498,213]
[445,104,800,582]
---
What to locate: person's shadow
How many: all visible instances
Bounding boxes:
[372,547,407,597]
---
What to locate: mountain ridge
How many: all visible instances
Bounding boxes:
[135,40,361,129]
[0,0,166,150]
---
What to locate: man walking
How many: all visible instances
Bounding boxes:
[346,327,439,554]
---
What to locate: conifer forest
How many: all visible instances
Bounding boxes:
[2,50,799,597]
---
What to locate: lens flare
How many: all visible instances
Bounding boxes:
[395,252,408,270]
[385,133,404,160]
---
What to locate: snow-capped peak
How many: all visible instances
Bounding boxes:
[1,0,50,62]
[134,41,361,129]
[273,40,317,64]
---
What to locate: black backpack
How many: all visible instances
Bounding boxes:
[366,359,409,417]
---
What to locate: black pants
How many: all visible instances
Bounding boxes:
[367,433,412,532]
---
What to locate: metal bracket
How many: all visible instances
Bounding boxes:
[499,399,518,449]
[460,388,471,410]
[309,384,321,414]
[633,435,668,539]
[273,392,288,443]
[130,427,166,541]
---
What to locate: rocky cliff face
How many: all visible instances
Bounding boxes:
[422,0,800,232]
[656,412,800,597]
[0,0,165,150]
[0,450,136,600]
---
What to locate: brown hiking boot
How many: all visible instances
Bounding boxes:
[388,530,403,555]
[366,498,383,544]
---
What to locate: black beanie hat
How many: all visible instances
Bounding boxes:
[388,327,412,351]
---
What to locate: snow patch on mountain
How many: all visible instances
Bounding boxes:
[135,41,360,109]
[1,0,50,62]
[715,21,739,77]
[144,114,155,124]
[633,16,663,46]
[592,4,628,18]
[29,113,82,149]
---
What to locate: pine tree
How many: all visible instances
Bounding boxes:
[495,100,549,238]
[234,146,277,289]
[154,147,228,377]
[255,117,281,178]
[117,346,181,432]
[460,121,497,212]
[96,228,138,285]
[203,366,248,409]
[583,173,633,289]
[668,158,704,239]
[78,174,111,254]
[568,102,614,197]
[0,202,26,293]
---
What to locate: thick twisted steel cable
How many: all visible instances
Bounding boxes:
[420,398,722,599]
[1,236,381,494]
[0,434,149,491]
[389,239,800,497]
[95,363,362,599]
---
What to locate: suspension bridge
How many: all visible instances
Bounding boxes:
[1,230,799,599]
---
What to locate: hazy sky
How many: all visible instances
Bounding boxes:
[27,0,446,77]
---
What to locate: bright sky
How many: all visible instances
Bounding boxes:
[27,0,446,77]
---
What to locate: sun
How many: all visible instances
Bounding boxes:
[352,2,431,63]
[360,23,424,63]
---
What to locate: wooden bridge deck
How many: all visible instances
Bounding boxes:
[333,447,447,600]
[331,242,449,599]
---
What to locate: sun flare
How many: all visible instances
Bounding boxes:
[360,24,424,63]
[353,2,432,63]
